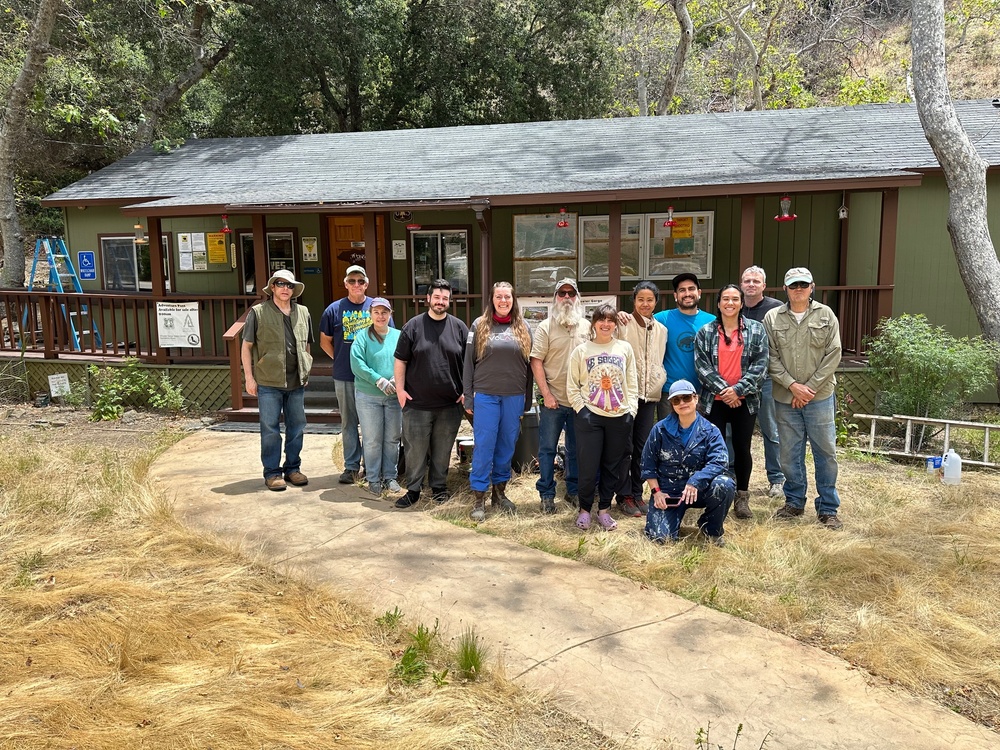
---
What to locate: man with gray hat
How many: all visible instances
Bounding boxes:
[241,269,314,491]
[764,267,843,529]
[320,264,383,484]
[529,277,590,513]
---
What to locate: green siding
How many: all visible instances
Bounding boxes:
[845,192,881,286]
[894,173,1000,338]
[755,193,842,286]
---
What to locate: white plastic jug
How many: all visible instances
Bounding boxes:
[942,449,962,485]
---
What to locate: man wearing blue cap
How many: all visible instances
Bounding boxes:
[640,379,735,546]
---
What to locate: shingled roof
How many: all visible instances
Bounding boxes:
[44,100,1000,212]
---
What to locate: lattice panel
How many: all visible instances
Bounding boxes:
[15,358,231,412]
[837,368,877,415]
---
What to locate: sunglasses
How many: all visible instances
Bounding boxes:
[346,278,367,285]
[787,281,811,290]
[669,393,696,405]
[273,280,296,289]
[556,289,577,298]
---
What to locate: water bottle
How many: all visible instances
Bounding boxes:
[941,449,962,485]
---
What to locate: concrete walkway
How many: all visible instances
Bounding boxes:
[153,431,999,750]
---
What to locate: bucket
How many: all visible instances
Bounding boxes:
[512,408,539,472]
[33,392,50,408]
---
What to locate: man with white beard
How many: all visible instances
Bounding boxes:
[529,278,591,514]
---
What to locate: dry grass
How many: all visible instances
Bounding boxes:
[431,444,1000,731]
[0,420,612,750]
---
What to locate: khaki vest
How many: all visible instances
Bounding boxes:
[251,300,313,388]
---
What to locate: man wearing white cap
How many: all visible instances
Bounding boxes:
[241,269,313,491]
[763,267,843,529]
[320,264,383,484]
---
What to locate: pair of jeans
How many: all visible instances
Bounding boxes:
[644,474,735,541]
[535,404,579,499]
[574,408,633,513]
[706,400,757,492]
[470,393,524,492]
[774,394,841,515]
[757,378,784,484]
[618,399,658,498]
[401,404,464,494]
[335,379,362,472]
[355,388,401,485]
[257,385,306,479]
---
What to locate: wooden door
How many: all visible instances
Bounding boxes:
[327,215,387,300]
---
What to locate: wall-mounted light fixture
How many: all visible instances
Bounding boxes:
[556,208,569,228]
[662,206,678,228]
[133,221,148,245]
[774,195,797,222]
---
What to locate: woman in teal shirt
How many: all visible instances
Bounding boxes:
[350,298,402,496]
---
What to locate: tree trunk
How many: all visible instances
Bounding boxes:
[656,0,692,115]
[911,0,1000,389]
[0,0,63,288]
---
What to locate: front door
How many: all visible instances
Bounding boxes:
[327,215,387,300]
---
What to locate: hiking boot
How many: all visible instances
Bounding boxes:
[564,494,579,509]
[367,482,383,496]
[265,475,286,492]
[619,496,643,517]
[773,503,804,519]
[707,534,726,548]
[471,490,487,522]
[540,496,557,515]
[768,482,785,498]
[818,514,844,530]
[732,490,752,519]
[385,479,403,494]
[285,471,309,487]
[635,496,649,515]
[394,490,420,508]
[433,489,449,505]
[339,469,359,485]
[491,482,516,514]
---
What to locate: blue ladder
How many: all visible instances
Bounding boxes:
[24,237,103,350]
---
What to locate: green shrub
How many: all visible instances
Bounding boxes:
[866,314,1000,420]
[88,358,187,420]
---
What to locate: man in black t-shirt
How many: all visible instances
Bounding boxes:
[741,265,785,498]
[393,279,469,508]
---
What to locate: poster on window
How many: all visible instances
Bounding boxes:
[156,301,202,348]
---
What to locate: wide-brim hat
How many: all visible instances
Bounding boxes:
[264,269,305,298]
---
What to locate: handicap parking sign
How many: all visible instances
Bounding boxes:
[78,251,96,280]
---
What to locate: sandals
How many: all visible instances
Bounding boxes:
[596,511,618,531]
[576,510,618,531]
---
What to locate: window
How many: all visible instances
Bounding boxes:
[577,211,714,281]
[411,230,469,295]
[101,235,171,291]
[513,213,578,295]
[266,231,296,275]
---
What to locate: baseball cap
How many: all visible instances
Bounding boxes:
[784,267,813,285]
[344,265,368,281]
[671,272,700,290]
[370,296,392,311]
[554,278,579,294]
[668,379,698,399]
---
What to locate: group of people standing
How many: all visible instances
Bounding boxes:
[241,260,844,546]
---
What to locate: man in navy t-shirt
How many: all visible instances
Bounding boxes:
[320,264,376,484]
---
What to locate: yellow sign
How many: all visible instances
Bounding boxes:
[207,232,228,264]
[671,217,694,239]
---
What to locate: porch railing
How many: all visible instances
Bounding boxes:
[0,289,257,363]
